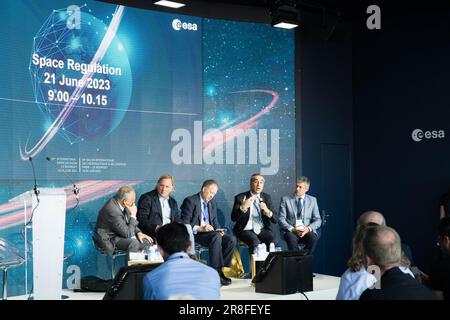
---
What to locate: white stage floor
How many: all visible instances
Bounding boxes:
[8,274,340,300]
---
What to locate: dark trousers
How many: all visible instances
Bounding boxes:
[283,230,319,254]
[236,228,275,255]
[195,232,236,270]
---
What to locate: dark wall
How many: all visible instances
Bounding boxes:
[353,10,450,272]
[297,14,354,275]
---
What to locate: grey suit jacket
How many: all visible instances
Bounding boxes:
[94,197,141,256]
[278,194,321,236]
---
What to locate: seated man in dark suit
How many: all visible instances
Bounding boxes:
[359,225,434,300]
[180,179,236,286]
[94,186,153,256]
[279,176,322,254]
[231,173,277,255]
[137,175,180,242]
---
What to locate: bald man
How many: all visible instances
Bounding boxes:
[358,211,385,227]
[357,210,413,264]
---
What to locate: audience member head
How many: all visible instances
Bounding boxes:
[114,186,136,207]
[438,217,450,255]
[295,176,310,197]
[200,179,218,203]
[362,225,402,272]
[155,175,174,198]
[250,173,265,195]
[358,210,386,227]
[156,222,191,260]
[348,223,410,272]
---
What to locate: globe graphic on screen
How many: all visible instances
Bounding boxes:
[29,9,132,144]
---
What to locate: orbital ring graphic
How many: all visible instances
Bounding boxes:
[20,5,125,160]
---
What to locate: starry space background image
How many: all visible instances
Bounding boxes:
[0,0,294,297]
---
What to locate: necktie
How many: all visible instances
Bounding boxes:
[297,198,303,220]
[202,202,209,225]
[253,199,262,235]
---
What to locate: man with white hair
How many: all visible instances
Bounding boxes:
[94,186,153,256]
[358,210,413,264]
[357,210,385,227]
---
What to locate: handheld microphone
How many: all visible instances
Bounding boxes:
[28,157,40,200]
[45,156,80,199]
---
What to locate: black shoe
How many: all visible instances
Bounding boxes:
[219,271,231,282]
[218,270,232,285]
[220,276,231,286]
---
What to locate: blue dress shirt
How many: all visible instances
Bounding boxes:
[143,252,220,300]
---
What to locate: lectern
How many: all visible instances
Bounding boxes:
[9,188,66,299]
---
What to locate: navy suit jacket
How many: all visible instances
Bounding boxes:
[180,193,220,230]
[231,191,277,234]
[137,189,179,239]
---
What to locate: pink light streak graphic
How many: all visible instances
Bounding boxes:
[0,179,142,231]
[203,89,279,154]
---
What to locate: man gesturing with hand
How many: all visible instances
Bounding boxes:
[231,174,277,255]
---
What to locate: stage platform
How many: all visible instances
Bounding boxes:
[8,273,339,300]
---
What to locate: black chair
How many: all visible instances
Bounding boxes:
[0,238,25,300]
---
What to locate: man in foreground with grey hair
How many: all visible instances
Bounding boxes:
[359,225,434,300]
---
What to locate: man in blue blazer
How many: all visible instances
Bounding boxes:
[137,175,180,242]
[279,176,321,254]
[181,179,236,286]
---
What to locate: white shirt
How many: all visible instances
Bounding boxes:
[159,196,171,225]
[243,193,261,231]
[336,266,415,300]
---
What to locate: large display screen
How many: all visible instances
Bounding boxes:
[0,0,295,296]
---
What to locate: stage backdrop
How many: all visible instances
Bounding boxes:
[0,0,295,296]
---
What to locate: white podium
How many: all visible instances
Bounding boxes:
[9,188,66,300]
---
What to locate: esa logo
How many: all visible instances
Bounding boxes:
[411,128,445,142]
[172,19,198,31]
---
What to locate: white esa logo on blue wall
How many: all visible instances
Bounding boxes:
[172,19,198,31]
[411,128,445,142]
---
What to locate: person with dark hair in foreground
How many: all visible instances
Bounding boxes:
[181,179,236,286]
[143,222,220,300]
[424,217,450,300]
[440,188,450,220]
[359,225,434,300]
